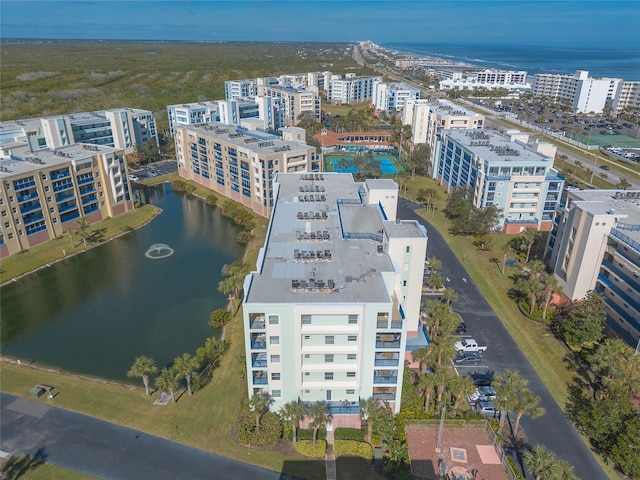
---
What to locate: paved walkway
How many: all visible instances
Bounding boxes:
[1,393,298,480]
[325,430,336,480]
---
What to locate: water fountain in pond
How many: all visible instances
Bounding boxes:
[145,243,174,259]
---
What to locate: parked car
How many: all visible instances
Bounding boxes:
[128,174,139,182]
[476,401,498,417]
[148,170,159,177]
[454,338,487,354]
[623,122,634,129]
[454,321,467,335]
[468,371,494,387]
[454,352,482,365]
[599,165,611,170]
[470,386,497,404]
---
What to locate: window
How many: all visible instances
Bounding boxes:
[271,373,281,381]
[405,246,411,253]
[3,222,9,229]
[269,336,279,345]
[301,315,311,325]
[8,233,13,239]
[325,336,334,345]
[325,372,334,380]
[1,211,5,217]
[271,355,280,363]
[272,390,281,398]
[348,335,357,342]
[304,335,310,340]
[402,280,407,287]
[347,354,357,360]
[348,315,358,324]
[304,354,310,359]
[269,315,279,325]
[347,372,356,378]
[325,354,334,363]
[346,389,355,395]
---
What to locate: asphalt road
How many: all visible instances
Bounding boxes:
[0,393,296,480]
[130,158,178,181]
[398,198,606,480]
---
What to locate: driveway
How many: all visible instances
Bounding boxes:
[0,393,297,480]
[398,198,606,480]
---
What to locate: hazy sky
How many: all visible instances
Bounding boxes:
[1,0,639,48]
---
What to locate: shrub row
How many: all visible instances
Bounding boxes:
[334,440,372,460]
[288,428,326,441]
[295,440,326,458]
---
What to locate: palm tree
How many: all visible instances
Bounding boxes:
[411,347,430,374]
[493,369,527,434]
[309,401,330,447]
[434,366,455,412]
[521,228,540,262]
[279,401,306,446]
[590,338,640,396]
[523,444,560,480]
[513,388,545,436]
[418,372,437,413]
[359,397,382,444]
[127,356,158,397]
[75,217,91,247]
[155,367,179,404]
[248,392,273,429]
[553,459,579,480]
[540,273,562,320]
[173,353,200,396]
[516,275,545,315]
[448,374,476,410]
[442,288,458,307]
[616,178,631,190]
[427,257,442,274]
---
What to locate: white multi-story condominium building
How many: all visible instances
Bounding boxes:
[255,84,320,126]
[545,189,640,347]
[402,98,484,174]
[439,69,530,92]
[167,97,284,137]
[614,81,640,114]
[175,123,319,217]
[434,129,564,233]
[1,109,158,154]
[0,142,133,258]
[329,74,383,104]
[531,70,622,114]
[278,71,332,92]
[372,81,420,116]
[242,173,428,427]
[224,79,258,100]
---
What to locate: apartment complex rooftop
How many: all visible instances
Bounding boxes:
[245,173,424,304]
[445,129,552,164]
[425,98,484,118]
[177,123,311,155]
[0,142,118,178]
[567,188,640,243]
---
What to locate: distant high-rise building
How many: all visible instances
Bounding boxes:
[614,81,640,114]
[439,69,529,92]
[329,74,383,104]
[532,70,622,114]
[372,80,420,116]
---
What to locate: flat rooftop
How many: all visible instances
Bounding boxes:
[0,143,118,178]
[569,188,640,245]
[245,172,424,305]
[444,129,552,165]
[176,123,311,156]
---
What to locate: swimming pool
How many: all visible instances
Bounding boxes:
[328,155,398,174]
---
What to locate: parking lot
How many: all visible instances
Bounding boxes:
[129,159,177,182]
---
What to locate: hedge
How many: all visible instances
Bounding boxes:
[334,428,365,441]
[296,440,326,458]
[288,428,326,441]
[334,440,372,460]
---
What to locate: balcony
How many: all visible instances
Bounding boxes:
[327,401,361,416]
[56,192,75,203]
[249,320,266,330]
[373,375,398,384]
[59,203,78,213]
[373,393,396,401]
[51,171,70,180]
[14,180,36,191]
[252,375,268,385]
[77,176,94,186]
[82,195,98,205]
[18,192,38,203]
[53,182,74,192]
[251,354,267,368]
[20,202,41,214]
[84,204,99,215]
[80,186,96,195]
[24,213,44,225]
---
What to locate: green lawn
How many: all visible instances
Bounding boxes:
[0,204,160,283]
[0,455,98,480]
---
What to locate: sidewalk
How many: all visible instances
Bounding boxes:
[325,430,336,480]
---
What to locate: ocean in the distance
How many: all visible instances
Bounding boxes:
[383,42,640,81]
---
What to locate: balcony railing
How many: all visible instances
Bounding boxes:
[77,177,94,185]
[14,180,36,191]
[249,321,266,330]
[250,341,266,350]
[20,203,41,214]
[59,203,78,213]
[373,376,398,384]
[252,358,267,368]
[374,358,400,366]
[18,192,37,203]
[376,340,401,349]
[51,171,70,180]
[252,376,268,385]
[373,393,396,401]
[24,213,44,225]
[57,192,75,203]
[53,182,74,192]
